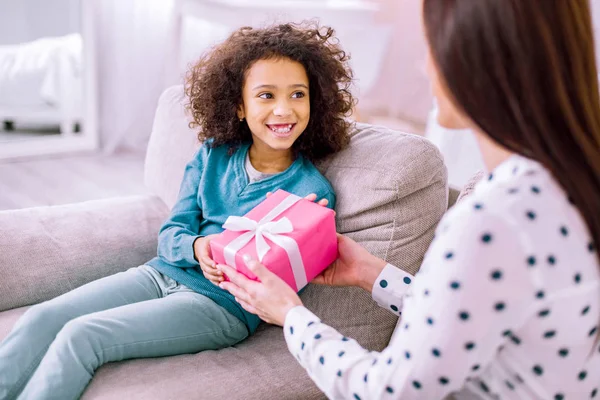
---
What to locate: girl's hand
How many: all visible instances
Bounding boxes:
[217,257,302,326]
[303,192,329,207]
[312,234,387,293]
[193,234,222,285]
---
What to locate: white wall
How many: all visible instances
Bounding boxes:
[0,0,80,45]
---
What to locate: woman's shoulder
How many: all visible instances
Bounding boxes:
[451,155,565,218]
[444,154,598,282]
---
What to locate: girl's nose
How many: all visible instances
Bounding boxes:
[273,103,293,117]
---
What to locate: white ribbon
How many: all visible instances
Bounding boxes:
[221,193,308,290]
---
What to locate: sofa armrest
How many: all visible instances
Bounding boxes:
[448,186,461,208]
[455,170,486,204]
[0,195,169,312]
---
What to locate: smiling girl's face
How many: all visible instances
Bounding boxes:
[237,57,310,154]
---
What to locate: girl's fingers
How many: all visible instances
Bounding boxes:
[304,193,317,201]
[202,269,222,285]
[199,245,213,263]
[208,277,221,285]
[206,273,222,281]
[304,193,329,207]
[204,271,223,285]
[200,253,217,268]
[201,263,219,274]
[201,263,222,278]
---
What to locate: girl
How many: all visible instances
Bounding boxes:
[0,22,355,400]
[220,1,600,399]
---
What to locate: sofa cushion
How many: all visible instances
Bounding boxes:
[144,86,198,210]
[0,195,169,312]
[84,324,326,400]
[0,307,325,399]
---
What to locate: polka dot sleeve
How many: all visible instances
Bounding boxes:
[371,264,415,316]
[284,207,537,399]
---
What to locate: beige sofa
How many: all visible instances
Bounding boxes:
[0,86,448,399]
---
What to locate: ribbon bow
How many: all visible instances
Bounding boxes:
[222,216,294,262]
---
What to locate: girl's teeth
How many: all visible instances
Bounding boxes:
[271,124,293,133]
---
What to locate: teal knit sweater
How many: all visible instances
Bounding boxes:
[146,142,335,334]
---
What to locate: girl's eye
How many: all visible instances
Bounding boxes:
[292,91,305,99]
[258,93,273,99]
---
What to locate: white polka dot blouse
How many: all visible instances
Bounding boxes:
[284,154,600,399]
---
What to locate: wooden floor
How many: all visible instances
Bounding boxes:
[0,151,149,211]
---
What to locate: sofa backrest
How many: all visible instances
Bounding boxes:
[145,86,200,209]
[145,85,448,351]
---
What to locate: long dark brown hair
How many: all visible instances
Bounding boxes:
[423,0,600,262]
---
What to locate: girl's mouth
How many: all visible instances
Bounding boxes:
[266,123,296,137]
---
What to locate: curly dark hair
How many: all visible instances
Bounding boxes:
[184,21,355,162]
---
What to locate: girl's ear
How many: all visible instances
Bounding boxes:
[237,105,244,120]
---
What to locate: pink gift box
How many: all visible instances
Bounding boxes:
[210,189,338,292]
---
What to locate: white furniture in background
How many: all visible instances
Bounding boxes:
[425,106,486,188]
[0,0,98,160]
[165,0,392,101]
[0,34,83,137]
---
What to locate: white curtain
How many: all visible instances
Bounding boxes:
[89,0,600,157]
[359,0,432,124]
[91,0,175,153]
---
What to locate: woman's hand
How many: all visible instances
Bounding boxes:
[312,234,387,293]
[193,234,222,285]
[217,257,302,326]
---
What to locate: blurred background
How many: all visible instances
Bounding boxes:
[1,0,600,211]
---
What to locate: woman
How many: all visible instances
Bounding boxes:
[218,1,600,398]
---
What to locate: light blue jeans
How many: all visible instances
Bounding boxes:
[0,265,249,400]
